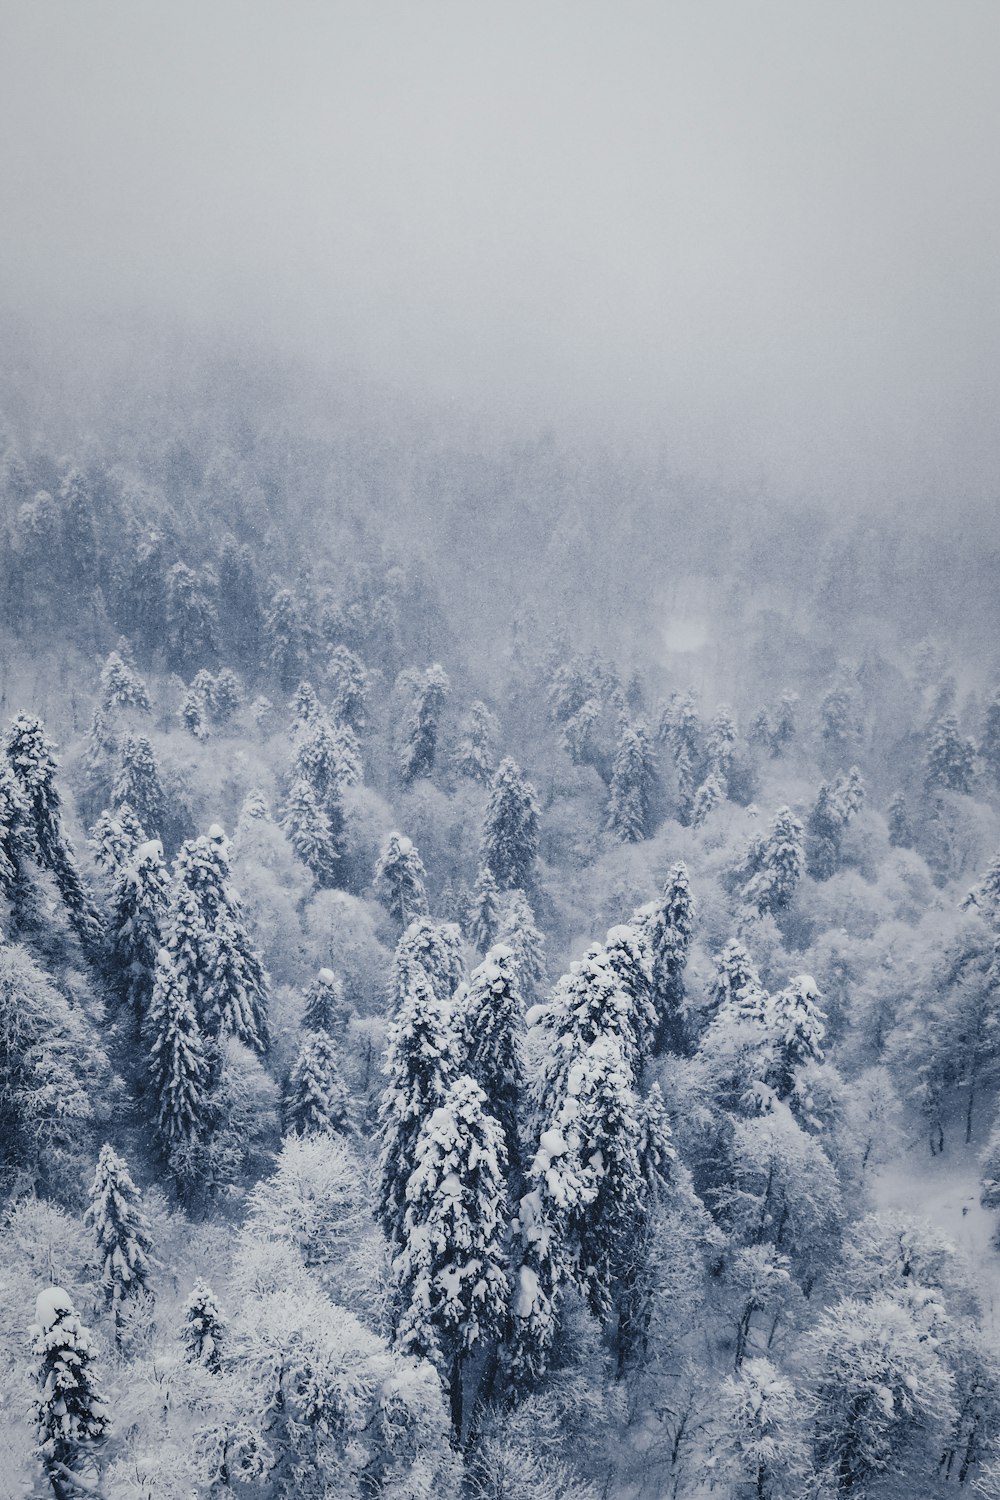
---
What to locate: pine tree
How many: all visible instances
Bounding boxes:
[112,733,167,842]
[327,644,369,728]
[166,562,218,677]
[107,838,170,1024]
[805,783,844,881]
[290,678,322,729]
[710,940,768,1027]
[744,805,805,915]
[496,887,546,1000]
[646,862,695,1054]
[0,762,29,907]
[208,667,245,725]
[284,1031,351,1136]
[178,683,211,740]
[452,699,499,783]
[926,713,977,794]
[31,1288,108,1490]
[282,777,339,885]
[392,916,465,1007]
[706,706,738,780]
[99,650,151,717]
[606,722,656,842]
[147,946,210,1151]
[266,588,309,692]
[5,713,105,961]
[373,831,429,927]
[85,1144,154,1341]
[887,790,913,849]
[468,864,501,952]
[89,803,145,877]
[658,690,704,824]
[769,975,825,1098]
[394,1075,509,1436]
[303,967,349,1034]
[691,771,726,827]
[480,757,540,891]
[377,963,463,1251]
[401,663,450,783]
[182,1279,226,1373]
[457,944,525,1174]
[771,692,798,755]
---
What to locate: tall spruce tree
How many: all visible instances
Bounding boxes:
[646,862,695,1054]
[887,790,914,849]
[31,1288,109,1493]
[497,887,546,1000]
[282,777,339,885]
[926,713,977,794]
[373,832,429,927]
[108,839,170,1025]
[743,805,805,915]
[112,733,168,842]
[480,757,540,891]
[85,1144,154,1342]
[606,721,656,842]
[147,946,211,1155]
[284,1031,351,1137]
[468,864,501,953]
[457,944,525,1175]
[400,663,450,783]
[392,916,465,1007]
[452,699,500,784]
[302,967,349,1034]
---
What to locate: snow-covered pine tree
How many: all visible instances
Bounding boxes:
[452,699,500,783]
[182,1279,226,1373]
[457,944,524,1175]
[691,771,726,827]
[112,732,167,842]
[401,662,451,783]
[769,975,826,1098]
[89,803,145,877]
[743,804,805,915]
[99,649,151,717]
[981,688,1000,789]
[658,690,704,824]
[480,757,540,891]
[646,861,695,1055]
[926,713,977,794]
[805,782,844,881]
[290,678,322,729]
[373,831,429,927]
[209,667,245,725]
[284,1030,351,1136]
[377,962,463,1252]
[468,864,501,953]
[614,1081,677,1372]
[709,940,768,1027]
[496,886,546,1000]
[0,762,30,908]
[178,682,211,740]
[107,838,170,1024]
[147,946,211,1154]
[303,967,349,1034]
[327,643,369,728]
[887,790,913,849]
[31,1287,109,1491]
[395,1074,509,1436]
[706,705,738,781]
[530,945,645,1119]
[5,712,105,961]
[282,776,339,885]
[392,916,465,1007]
[602,921,657,1070]
[606,721,656,842]
[85,1143,154,1341]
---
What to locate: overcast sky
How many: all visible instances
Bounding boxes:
[1,1,998,502]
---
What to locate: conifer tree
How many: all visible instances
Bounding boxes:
[395,1075,509,1436]
[112,733,167,842]
[468,864,501,952]
[658,691,704,824]
[85,1144,154,1341]
[0,762,29,907]
[290,678,322,729]
[5,713,105,960]
[107,838,170,1024]
[887,790,913,849]
[452,699,500,783]
[284,1031,351,1136]
[771,692,798,754]
[706,705,738,781]
[710,940,767,1027]
[147,947,211,1153]
[327,643,369,727]
[401,662,450,783]
[981,689,1000,789]
[926,713,977,794]
[744,805,805,915]
[182,1279,226,1373]
[769,975,825,1098]
[166,561,218,677]
[31,1288,108,1492]
[497,887,546,1000]
[691,771,726,827]
[303,967,349,1034]
[208,667,244,725]
[392,916,465,1007]
[457,944,525,1174]
[606,721,656,842]
[480,757,540,891]
[373,831,429,927]
[266,588,309,692]
[99,649,151,717]
[377,964,462,1251]
[89,803,144,877]
[805,783,844,882]
[646,862,695,1054]
[282,776,339,885]
[178,683,210,740]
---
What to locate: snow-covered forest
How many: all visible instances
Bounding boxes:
[3,5,1000,1499]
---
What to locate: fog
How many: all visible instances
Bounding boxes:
[2,0,999,502]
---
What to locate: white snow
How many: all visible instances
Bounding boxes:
[35,1286,72,1331]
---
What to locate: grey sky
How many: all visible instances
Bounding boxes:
[2,1,998,502]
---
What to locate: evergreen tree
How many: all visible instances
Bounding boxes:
[658,690,703,823]
[31,1288,108,1492]
[710,940,767,1027]
[182,1279,226,1373]
[166,561,217,676]
[0,761,29,907]
[373,831,429,927]
[497,886,546,1000]
[282,777,339,885]
[646,862,695,1054]
[99,649,151,716]
[392,916,465,1007]
[395,1075,509,1436]
[147,946,211,1153]
[218,536,263,668]
[107,838,170,1024]
[980,689,1000,789]
[691,771,726,827]
[468,864,501,952]
[5,713,105,961]
[744,804,805,915]
[926,713,977,794]
[887,790,913,849]
[89,803,145,877]
[178,682,211,740]
[805,783,844,882]
[85,1144,154,1341]
[327,644,369,728]
[59,466,99,595]
[606,721,656,842]
[208,667,245,725]
[769,975,826,1099]
[266,587,309,692]
[480,757,540,891]
[771,692,798,755]
[706,705,738,780]
[112,733,167,842]
[303,967,349,1034]
[401,662,450,783]
[452,699,500,783]
[457,944,525,1174]
[284,1031,351,1136]
[377,963,462,1251]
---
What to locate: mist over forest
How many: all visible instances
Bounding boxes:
[2,5,1000,1499]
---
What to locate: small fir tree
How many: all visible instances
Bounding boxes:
[85,1144,154,1341]
[468,864,501,953]
[31,1288,109,1490]
[497,886,546,1000]
[646,862,695,1054]
[182,1279,226,1373]
[373,831,429,927]
[303,967,349,1034]
[887,790,913,849]
[284,1030,351,1136]
[926,713,977,794]
[452,699,500,783]
[282,776,339,885]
